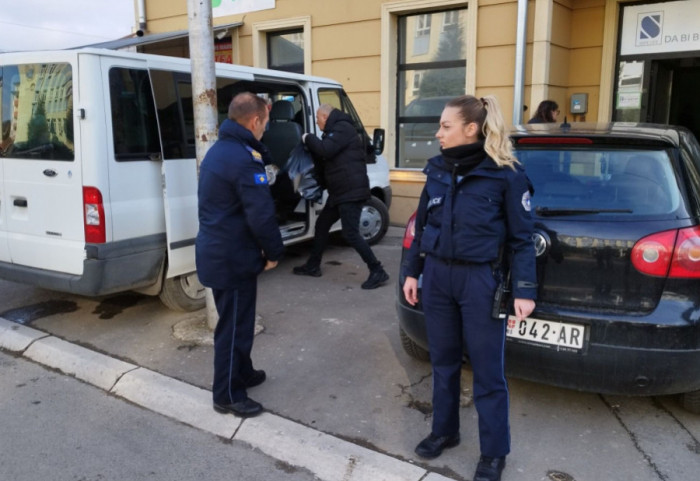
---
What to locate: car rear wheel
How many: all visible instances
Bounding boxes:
[159,272,206,312]
[680,389,700,414]
[400,326,430,361]
[360,196,389,245]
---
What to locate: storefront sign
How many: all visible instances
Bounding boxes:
[212,0,275,18]
[621,0,700,55]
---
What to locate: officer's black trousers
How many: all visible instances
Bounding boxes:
[422,257,511,458]
[212,281,257,404]
[307,200,380,271]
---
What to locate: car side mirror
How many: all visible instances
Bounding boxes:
[373,128,385,155]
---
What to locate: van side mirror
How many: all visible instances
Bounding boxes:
[373,128,385,155]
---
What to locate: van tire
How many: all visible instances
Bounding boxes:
[159,273,206,312]
[400,326,430,361]
[360,196,389,245]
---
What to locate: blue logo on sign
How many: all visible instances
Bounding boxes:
[636,12,663,47]
[639,14,661,40]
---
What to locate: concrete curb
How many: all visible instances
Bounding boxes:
[0,318,455,481]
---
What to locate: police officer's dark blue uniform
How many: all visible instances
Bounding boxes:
[403,95,536,481]
[196,93,284,418]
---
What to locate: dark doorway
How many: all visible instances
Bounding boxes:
[648,57,700,141]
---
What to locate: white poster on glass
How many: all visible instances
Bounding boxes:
[620,0,700,55]
[212,0,275,18]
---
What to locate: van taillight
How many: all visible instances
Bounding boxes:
[403,212,417,249]
[83,186,106,244]
[631,227,700,278]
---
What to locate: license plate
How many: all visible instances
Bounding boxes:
[506,316,585,351]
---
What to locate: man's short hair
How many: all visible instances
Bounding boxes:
[317,104,334,116]
[228,92,268,123]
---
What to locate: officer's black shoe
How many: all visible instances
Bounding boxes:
[361,268,389,289]
[473,455,506,481]
[213,398,263,418]
[414,433,460,459]
[293,264,322,277]
[243,369,266,388]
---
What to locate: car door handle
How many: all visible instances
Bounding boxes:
[43,168,57,177]
[13,198,28,207]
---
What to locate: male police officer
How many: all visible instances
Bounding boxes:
[195,92,284,418]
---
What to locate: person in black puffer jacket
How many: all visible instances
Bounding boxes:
[292,104,389,289]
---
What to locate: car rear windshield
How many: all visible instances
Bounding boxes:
[516,148,680,216]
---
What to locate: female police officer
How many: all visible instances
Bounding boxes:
[402,95,536,481]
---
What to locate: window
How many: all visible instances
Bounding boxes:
[516,148,679,215]
[0,63,74,160]
[108,68,160,161]
[397,8,467,169]
[267,29,304,74]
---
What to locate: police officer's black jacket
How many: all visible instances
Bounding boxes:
[304,109,370,207]
[195,119,284,289]
[404,141,537,300]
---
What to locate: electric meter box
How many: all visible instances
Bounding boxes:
[571,93,588,114]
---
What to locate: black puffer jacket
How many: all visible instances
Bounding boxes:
[304,109,370,207]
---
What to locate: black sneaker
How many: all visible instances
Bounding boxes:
[361,268,389,289]
[293,264,322,277]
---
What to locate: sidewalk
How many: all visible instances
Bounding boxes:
[0,316,454,481]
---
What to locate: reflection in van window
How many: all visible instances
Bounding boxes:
[0,63,74,160]
[109,67,160,161]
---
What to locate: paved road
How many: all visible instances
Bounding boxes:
[1,226,699,480]
[0,350,318,481]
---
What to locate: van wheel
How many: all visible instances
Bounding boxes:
[680,389,700,414]
[159,273,206,312]
[360,196,389,245]
[400,327,430,361]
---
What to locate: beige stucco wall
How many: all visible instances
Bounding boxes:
[141,0,612,225]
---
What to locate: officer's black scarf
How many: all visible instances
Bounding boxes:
[441,140,487,179]
[439,140,487,259]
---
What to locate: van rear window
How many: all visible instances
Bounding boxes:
[0,63,74,160]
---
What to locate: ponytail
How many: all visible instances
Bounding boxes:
[481,96,518,169]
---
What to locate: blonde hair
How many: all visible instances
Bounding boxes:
[446,95,518,169]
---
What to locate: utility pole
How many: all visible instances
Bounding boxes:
[187,0,219,329]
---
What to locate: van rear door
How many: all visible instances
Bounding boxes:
[2,60,85,275]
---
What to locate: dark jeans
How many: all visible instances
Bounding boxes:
[307,200,380,271]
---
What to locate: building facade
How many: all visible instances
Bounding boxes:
[135,0,700,224]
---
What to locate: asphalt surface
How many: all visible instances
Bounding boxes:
[0,350,319,481]
[1,226,699,480]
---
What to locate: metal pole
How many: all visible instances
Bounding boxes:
[513,0,529,125]
[187,0,219,329]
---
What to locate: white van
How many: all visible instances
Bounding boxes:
[0,48,391,311]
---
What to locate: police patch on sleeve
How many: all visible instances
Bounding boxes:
[521,191,532,211]
[254,173,269,185]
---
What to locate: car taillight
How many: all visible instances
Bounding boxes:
[669,226,700,278]
[631,227,700,278]
[402,212,417,249]
[83,186,106,244]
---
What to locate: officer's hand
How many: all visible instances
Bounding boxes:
[264,260,278,271]
[513,298,535,322]
[403,276,419,306]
